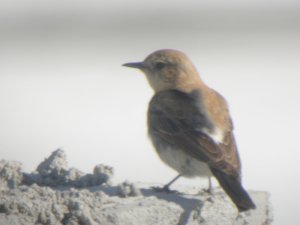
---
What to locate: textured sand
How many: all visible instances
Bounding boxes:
[0,149,272,225]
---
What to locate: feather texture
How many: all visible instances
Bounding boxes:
[148,90,255,211]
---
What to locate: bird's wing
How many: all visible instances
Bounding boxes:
[148,90,240,178]
[148,90,256,211]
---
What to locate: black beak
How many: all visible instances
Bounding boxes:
[122,62,144,69]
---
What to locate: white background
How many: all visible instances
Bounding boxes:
[0,1,299,224]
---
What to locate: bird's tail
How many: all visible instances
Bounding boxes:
[211,168,256,212]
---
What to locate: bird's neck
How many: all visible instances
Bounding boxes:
[175,75,208,94]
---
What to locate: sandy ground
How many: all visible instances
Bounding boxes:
[0,150,272,225]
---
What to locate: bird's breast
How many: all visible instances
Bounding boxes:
[149,132,212,177]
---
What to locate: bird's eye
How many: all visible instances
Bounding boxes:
[154,62,166,70]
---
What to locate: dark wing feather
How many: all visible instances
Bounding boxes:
[148,90,256,211]
[148,90,239,177]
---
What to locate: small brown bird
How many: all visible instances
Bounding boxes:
[123,49,256,212]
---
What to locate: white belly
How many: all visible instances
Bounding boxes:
[150,135,212,178]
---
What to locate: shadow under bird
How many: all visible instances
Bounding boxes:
[123,49,256,212]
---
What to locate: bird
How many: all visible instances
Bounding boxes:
[123,49,256,212]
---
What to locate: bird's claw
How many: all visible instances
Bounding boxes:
[202,188,213,194]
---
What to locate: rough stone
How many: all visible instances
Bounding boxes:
[23,149,113,188]
[0,150,272,225]
[0,160,23,190]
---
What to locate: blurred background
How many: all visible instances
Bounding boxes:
[0,0,299,224]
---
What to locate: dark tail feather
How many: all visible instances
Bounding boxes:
[211,168,256,212]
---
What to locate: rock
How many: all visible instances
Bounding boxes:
[0,149,273,225]
[36,149,68,176]
[93,164,114,185]
[117,181,142,197]
[0,160,23,190]
[23,149,112,187]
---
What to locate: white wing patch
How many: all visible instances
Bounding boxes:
[201,127,224,144]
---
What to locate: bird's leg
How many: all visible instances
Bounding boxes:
[203,176,213,194]
[204,176,215,203]
[208,176,213,193]
[163,174,182,190]
[152,174,182,193]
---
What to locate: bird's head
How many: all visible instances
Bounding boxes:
[123,49,203,93]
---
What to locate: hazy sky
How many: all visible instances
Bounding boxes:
[0,1,299,224]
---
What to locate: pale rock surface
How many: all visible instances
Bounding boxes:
[0,149,272,225]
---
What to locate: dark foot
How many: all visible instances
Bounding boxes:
[152,186,179,194]
[202,187,213,194]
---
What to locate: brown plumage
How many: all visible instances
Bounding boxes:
[123,49,256,212]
